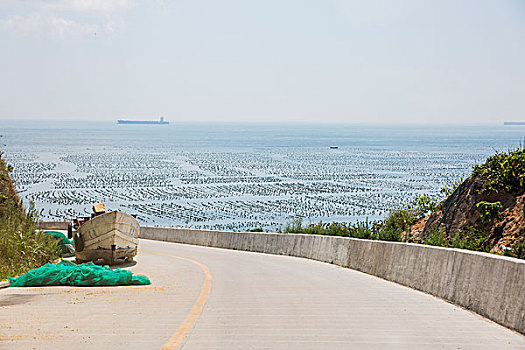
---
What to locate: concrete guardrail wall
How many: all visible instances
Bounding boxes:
[140,226,525,334]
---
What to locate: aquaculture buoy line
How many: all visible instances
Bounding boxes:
[5,145,481,231]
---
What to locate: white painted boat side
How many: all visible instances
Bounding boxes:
[75,211,140,262]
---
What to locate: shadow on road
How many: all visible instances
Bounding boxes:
[0,294,36,306]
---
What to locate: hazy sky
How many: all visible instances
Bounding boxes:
[1,0,524,124]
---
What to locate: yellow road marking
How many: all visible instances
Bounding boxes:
[143,250,212,350]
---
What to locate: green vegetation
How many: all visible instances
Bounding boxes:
[476,201,503,224]
[424,226,491,252]
[425,228,445,247]
[277,194,435,244]
[0,155,60,281]
[448,228,490,252]
[473,148,525,194]
[279,218,382,240]
[440,179,463,197]
[276,208,500,256]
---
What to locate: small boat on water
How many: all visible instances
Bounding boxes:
[72,204,139,265]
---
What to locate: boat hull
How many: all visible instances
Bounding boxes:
[117,120,169,125]
[75,211,139,263]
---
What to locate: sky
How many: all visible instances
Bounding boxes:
[0,0,524,124]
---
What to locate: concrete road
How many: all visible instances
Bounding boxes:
[1,239,524,349]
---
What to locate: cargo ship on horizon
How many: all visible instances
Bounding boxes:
[117,116,169,125]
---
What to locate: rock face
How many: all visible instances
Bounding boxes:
[413,174,524,252]
[492,194,525,250]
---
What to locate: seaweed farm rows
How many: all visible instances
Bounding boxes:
[7,146,478,231]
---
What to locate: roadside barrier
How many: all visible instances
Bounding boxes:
[140,226,525,334]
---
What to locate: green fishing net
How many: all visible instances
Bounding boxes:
[8,261,151,287]
[42,230,75,256]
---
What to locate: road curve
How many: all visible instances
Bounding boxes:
[1,238,524,349]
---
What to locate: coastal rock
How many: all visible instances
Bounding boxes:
[412,174,524,253]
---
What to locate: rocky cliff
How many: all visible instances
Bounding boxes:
[412,149,525,255]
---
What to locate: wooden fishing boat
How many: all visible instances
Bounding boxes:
[72,204,139,265]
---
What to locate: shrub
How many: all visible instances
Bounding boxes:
[351,220,376,240]
[449,227,490,252]
[440,179,464,197]
[283,218,304,233]
[0,202,60,280]
[426,228,445,247]
[476,201,503,224]
[410,195,439,217]
[377,226,402,242]
[386,210,414,231]
[473,148,525,194]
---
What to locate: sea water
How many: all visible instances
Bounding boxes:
[1,120,523,231]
